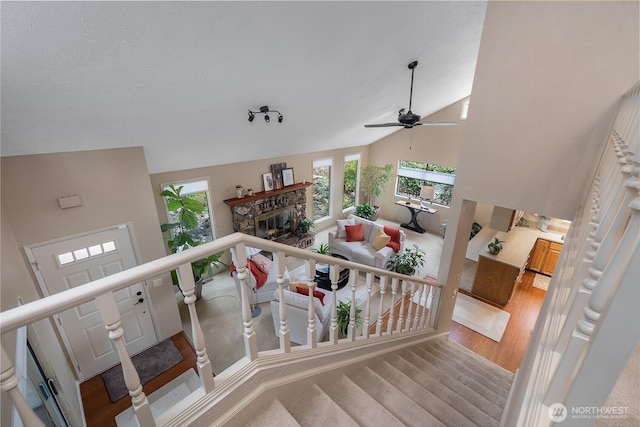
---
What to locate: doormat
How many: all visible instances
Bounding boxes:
[101,339,183,402]
[453,293,511,342]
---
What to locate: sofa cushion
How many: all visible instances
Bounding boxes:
[350,244,380,266]
[276,289,327,321]
[372,229,392,250]
[345,223,365,242]
[384,225,402,253]
[295,285,326,305]
[250,253,271,274]
[336,218,355,238]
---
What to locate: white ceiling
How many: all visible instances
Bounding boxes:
[1,1,487,174]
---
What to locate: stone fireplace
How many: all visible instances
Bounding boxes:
[223,182,314,248]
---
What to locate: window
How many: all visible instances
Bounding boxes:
[396,160,456,207]
[342,153,360,210]
[460,98,470,120]
[163,179,215,243]
[312,158,333,220]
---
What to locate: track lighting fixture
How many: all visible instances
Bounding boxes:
[247,105,283,124]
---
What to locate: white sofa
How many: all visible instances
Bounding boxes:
[270,276,371,345]
[328,214,406,270]
[231,258,291,304]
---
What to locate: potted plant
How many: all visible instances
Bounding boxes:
[354,202,376,220]
[385,244,426,276]
[312,242,332,255]
[488,237,505,255]
[295,217,316,237]
[336,300,362,338]
[360,164,393,214]
[160,185,226,300]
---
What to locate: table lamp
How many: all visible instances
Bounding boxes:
[420,186,435,207]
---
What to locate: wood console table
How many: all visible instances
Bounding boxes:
[395,200,437,234]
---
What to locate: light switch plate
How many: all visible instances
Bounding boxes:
[58,195,82,209]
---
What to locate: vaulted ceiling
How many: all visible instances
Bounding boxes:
[1,1,487,173]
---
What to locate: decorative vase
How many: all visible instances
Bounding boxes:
[246,188,254,196]
[235,185,244,198]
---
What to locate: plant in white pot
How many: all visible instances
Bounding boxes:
[160,185,226,300]
[360,164,393,219]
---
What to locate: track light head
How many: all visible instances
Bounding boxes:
[248,111,255,122]
[247,105,283,124]
[278,114,283,123]
[264,114,270,123]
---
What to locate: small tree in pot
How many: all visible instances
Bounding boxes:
[385,244,426,276]
[360,164,393,208]
[160,185,226,300]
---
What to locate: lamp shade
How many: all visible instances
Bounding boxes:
[420,186,435,200]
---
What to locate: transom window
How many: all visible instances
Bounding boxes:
[396,160,456,207]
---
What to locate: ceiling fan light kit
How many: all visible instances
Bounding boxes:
[365,60,458,129]
[248,105,283,123]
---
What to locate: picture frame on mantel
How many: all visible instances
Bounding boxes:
[270,162,286,189]
[282,168,295,186]
[263,173,274,191]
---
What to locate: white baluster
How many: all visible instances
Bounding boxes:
[376,276,387,336]
[405,282,416,331]
[229,245,258,363]
[396,280,408,333]
[274,250,291,353]
[424,285,434,329]
[329,263,340,344]
[413,283,425,330]
[95,293,154,426]
[306,260,317,348]
[363,272,373,339]
[1,346,46,427]
[387,278,398,334]
[348,268,359,341]
[177,262,215,391]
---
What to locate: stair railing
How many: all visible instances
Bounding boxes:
[1,232,442,427]
[502,83,639,427]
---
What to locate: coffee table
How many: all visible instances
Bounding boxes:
[314,253,351,291]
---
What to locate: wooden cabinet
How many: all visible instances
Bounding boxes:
[471,255,520,307]
[528,238,563,276]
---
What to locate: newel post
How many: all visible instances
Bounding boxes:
[1,346,46,427]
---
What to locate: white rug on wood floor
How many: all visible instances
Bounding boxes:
[115,369,200,427]
[453,293,511,342]
[533,273,551,291]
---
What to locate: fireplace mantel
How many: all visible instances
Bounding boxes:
[223,181,311,207]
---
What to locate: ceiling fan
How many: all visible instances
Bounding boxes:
[365,61,458,129]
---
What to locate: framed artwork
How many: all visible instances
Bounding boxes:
[282,168,295,186]
[270,162,287,189]
[263,173,274,191]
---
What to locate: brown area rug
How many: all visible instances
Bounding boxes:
[101,339,183,402]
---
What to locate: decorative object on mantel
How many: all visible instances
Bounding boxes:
[248,105,283,123]
[262,173,274,191]
[488,237,505,255]
[235,185,244,199]
[246,188,254,196]
[270,162,287,189]
[282,167,295,186]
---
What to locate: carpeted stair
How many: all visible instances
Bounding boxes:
[243,339,514,426]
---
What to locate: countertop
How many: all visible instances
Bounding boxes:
[467,225,564,268]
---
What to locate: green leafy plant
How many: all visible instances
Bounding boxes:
[296,217,316,237]
[354,202,376,220]
[385,244,426,276]
[312,242,332,255]
[488,237,505,255]
[360,164,393,206]
[160,185,226,283]
[336,300,362,337]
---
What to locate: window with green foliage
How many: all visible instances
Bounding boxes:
[313,158,333,220]
[396,160,456,207]
[163,179,215,243]
[343,154,360,210]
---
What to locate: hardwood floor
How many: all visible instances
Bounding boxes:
[79,332,198,427]
[449,270,546,373]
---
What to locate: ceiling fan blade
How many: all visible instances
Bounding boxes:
[364,123,404,128]
[415,121,459,126]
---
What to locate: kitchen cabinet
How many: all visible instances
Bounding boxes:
[528,238,563,276]
[471,255,522,307]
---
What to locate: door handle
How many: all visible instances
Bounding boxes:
[134,298,144,305]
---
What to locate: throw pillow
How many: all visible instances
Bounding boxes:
[295,286,325,305]
[250,253,271,274]
[336,218,354,239]
[289,281,308,292]
[372,229,392,250]
[384,225,401,253]
[345,223,365,242]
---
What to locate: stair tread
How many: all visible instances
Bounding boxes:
[436,340,514,384]
[350,366,448,427]
[388,354,501,425]
[244,399,300,427]
[321,374,405,427]
[373,360,480,427]
[287,384,359,427]
[411,346,509,402]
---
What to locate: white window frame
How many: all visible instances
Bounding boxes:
[343,153,361,211]
[396,161,456,208]
[312,157,334,221]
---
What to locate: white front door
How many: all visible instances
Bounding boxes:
[26,224,157,380]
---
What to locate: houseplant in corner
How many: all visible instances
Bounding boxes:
[385,244,426,276]
[360,164,393,219]
[336,300,362,338]
[487,237,504,255]
[160,185,226,300]
[353,202,376,220]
